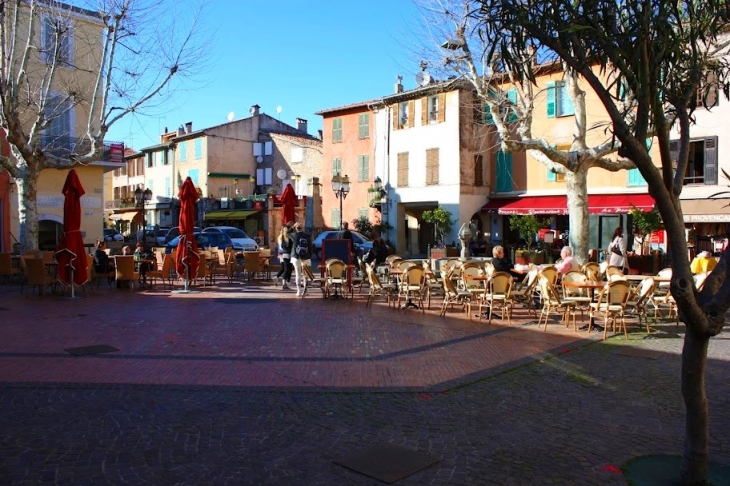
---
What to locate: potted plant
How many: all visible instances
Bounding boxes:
[422,207,455,258]
[515,249,531,265]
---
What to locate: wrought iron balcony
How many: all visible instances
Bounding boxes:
[41,135,123,162]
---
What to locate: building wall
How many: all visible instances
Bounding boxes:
[320,106,375,231]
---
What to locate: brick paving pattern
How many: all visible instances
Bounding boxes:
[0,281,728,485]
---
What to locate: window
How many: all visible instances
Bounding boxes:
[43,92,74,153]
[194,139,203,158]
[332,118,343,143]
[397,152,409,187]
[627,168,646,186]
[426,148,439,185]
[358,113,370,139]
[256,167,273,185]
[40,14,73,66]
[331,157,342,176]
[165,177,171,197]
[393,101,414,129]
[546,81,575,118]
[178,142,187,162]
[148,180,154,195]
[422,94,446,124]
[264,141,273,155]
[358,208,369,219]
[188,169,199,187]
[671,137,717,185]
[253,143,262,156]
[483,89,517,125]
[357,155,369,182]
[495,151,513,192]
[696,72,719,108]
[331,208,341,229]
[547,167,564,182]
[474,154,484,186]
[291,147,303,163]
[147,153,153,168]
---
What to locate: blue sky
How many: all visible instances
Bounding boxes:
[107,1,427,150]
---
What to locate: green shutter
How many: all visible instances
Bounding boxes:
[188,169,199,187]
[507,89,518,123]
[194,139,202,158]
[561,82,575,116]
[547,167,557,182]
[332,158,342,176]
[179,142,187,162]
[496,151,512,192]
[546,81,556,118]
[333,118,343,143]
[484,103,495,125]
[627,168,647,186]
[357,155,369,181]
[358,113,369,139]
[331,208,341,228]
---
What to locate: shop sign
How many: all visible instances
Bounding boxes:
[684,214,730,223]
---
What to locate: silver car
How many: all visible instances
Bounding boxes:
[202,226,258,251]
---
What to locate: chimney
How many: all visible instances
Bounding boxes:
[395,75,403,93]
[250,104,260,116]
[177,125,185,136]
[296,118,308,134]
[164,126,168,133]
[317,129,323,140]
[185,121,192,134]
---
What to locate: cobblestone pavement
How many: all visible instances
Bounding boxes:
[0,281,728,485]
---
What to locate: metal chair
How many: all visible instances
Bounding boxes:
[537,276,579,331]
[477,271,514,324]
[325,259,348,299]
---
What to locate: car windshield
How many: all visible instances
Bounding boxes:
[223,228,248,239]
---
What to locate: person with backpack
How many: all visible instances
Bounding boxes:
[275,226,293,289]
[290,222,313,297]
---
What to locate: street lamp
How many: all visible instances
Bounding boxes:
[134,185,153,242]
[331,174,350,229]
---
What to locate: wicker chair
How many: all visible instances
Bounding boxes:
[114,255,139,290]
[147,253,175,289]
[589,280,632,339]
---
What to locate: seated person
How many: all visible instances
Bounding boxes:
[93,240,115,273]
[491,245,521,279]
[556,246,580,274]
[690,251,717,274]
[121,245,131,255]
[134,241,156,285]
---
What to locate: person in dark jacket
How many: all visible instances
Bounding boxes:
[365,238,388,266]
[491,245,521,279]
[93,240,115,273]
[275,226,294,289]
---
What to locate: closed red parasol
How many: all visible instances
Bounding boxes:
[175,177,200,281]
[55,169,89,287]
[280,183,297,225]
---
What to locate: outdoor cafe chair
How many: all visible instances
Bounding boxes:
[114,255,139,290]
[561,270,592,321]
[147,253,175,289]
[589,280,632,339]
[23,257,56,297]
[461,264,486,296]
[625,277,656,335]
[582,262,600,281]
[0,253,21,284]
[537,276,579,331]
[598,261,610,281]
[605,265,625,280]
[385,254,402,266]
[439,270,472,317]
[210,251,236,284]
[325,259,348,299]
[422,260,443,309]
[302,264,325,297]
[538,265,559,286]
[365,267,396,308]
[396,265,425,312]
[476,271,514,324]
[651,289,678,326]
[510,266,539,318]
[654,267,673,294]
[243,251,262,281]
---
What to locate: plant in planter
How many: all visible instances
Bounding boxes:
[352,216,373,238]
[509,215,550,252]
[422,207,455,247]
[630,205,662,255]
[515,249,531,265]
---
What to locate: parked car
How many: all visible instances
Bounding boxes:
[312,230,372,259]
[202,226,258,251]
[154,227,172,246]
[163,226,201,245]
[165,232,234,254]
[103,228,123,242]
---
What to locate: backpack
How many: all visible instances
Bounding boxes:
[294,232,311,259]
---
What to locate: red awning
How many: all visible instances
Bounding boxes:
[481,194,655,215]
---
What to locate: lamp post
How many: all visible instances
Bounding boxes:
[331,174,350,229]
[134,185,153,242]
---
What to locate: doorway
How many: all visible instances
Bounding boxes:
[38,219,63,251]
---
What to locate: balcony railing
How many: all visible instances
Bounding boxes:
[105,199,141,209]
[42,135,123,162]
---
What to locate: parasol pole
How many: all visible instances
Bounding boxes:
[70,267,75,298]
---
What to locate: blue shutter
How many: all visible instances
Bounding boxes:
[179,142,187,162]
[507,89,518,123]
[560,82,575,116]
[628,168,647,186]
[484,103,495,125]
[496,151,512,192]
[194,139,202,158]
[546,82,556,118]
[188,169,199,187]
[547,167,557,182]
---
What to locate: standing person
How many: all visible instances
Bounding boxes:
[275,226,294,290]
[290,223,313,297]
[341,221,355,262]
[608,226,630,273]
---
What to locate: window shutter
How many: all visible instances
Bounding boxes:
[437,93,446,123]
[392,105,399,130]
[188,169,199,187]
[253,143,262,156]
[628,168,647,186]
[362,155,369,181]
[669,140,679,167]
[546,81,556,118]
[496,151,512,192]
[474,154,484,186]
[179,142,187,161]
[194,139,203,158]
[264,141,273,155]
[421,98,428,125]
[547,167,557,182]
[408,100,415,128]
[331,208,341,229]
[506,89,518,123]
[561,82,575,116]
[332,158,341,176]
[333,118,342,142]
[397,152,409,187]
[704,137,717,184]
[484,103,495,126]
[358,113,369,139]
